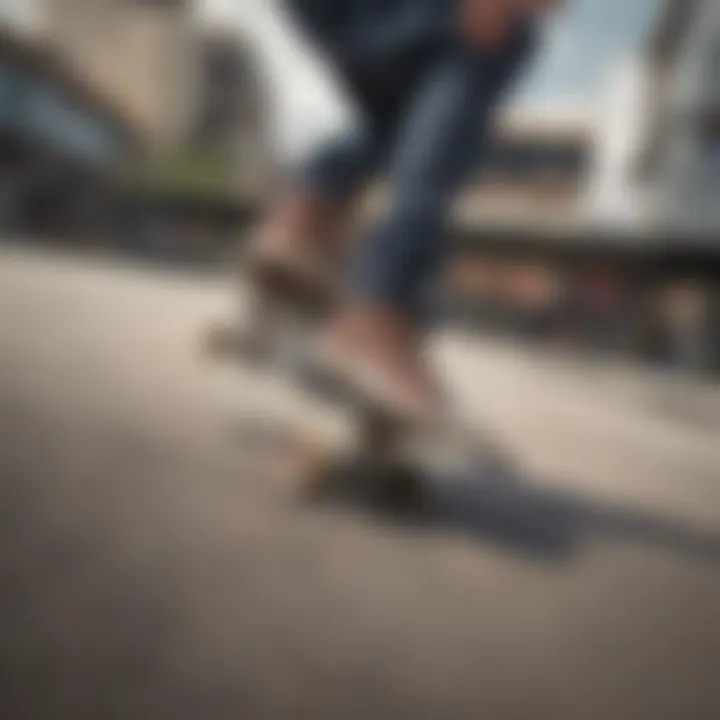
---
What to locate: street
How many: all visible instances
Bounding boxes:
[1,243,719,720]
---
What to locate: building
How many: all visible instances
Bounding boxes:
[583,54,652,231]
[37,0,198,148]
[457,107,592,234]
[439,107,604,340]
[640,0,720,235]
[0,24,138,234]
[591,0,720,236]
[193,29,271,199]
[639,0,720,371]
[566,0,720,373]
[35,2,273,204]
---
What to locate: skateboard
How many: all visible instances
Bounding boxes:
[202,245,507,511]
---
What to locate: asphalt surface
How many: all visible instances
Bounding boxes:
[1,243,719,720]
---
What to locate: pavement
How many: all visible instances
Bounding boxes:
[1,243,719,720]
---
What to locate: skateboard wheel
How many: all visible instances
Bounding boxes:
[380,463,426,512]
[285,436,340,500]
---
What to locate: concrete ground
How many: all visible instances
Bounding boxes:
[1,243,719,720]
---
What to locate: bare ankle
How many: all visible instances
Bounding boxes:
[269,192,339,246]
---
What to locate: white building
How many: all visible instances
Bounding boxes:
[584,55,652,231]
[646,0,720,235]
[587,0,720,236]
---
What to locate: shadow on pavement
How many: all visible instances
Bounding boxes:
[231,417,720,566]
[420,470,720,564]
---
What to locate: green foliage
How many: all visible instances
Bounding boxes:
[119,149,241,202]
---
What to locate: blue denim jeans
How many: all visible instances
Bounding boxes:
[288,1,536,318]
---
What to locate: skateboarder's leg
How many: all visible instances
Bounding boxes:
[251,100,400,286]
[323,28,536,418]
[253,0,459,281]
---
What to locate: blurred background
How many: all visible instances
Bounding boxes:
[0,0,718,376]
[1,2,719,719]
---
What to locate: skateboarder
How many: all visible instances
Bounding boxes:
[252,0,563,422]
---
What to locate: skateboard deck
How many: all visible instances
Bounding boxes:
[202,247,507,509]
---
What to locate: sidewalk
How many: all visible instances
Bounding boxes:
[544,350,720,435]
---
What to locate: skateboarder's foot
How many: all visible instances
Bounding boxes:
[245,193,345,295]
[319,303,442,424]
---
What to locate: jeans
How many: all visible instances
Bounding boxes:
[291,2,536,318]
[285,0,453,69]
